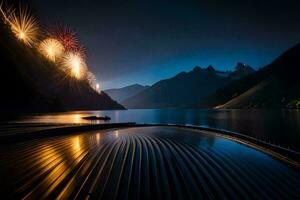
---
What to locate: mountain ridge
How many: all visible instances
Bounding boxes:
[0,20,124,113]
[121,62,255,109]
[104,84,149,102]
[195,43,300,109]
[122,66,234,108]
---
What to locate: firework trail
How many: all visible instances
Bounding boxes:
[87,71,101,93]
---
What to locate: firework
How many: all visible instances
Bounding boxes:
[0,1,15,24]
[9,5,39,46]
[61,52,87,79]
[87,71,96,87]
[47,25,87,59]
[39,38,65,62]
[96,83,101,93]
[87,71,101,93]
[47,25,78,50]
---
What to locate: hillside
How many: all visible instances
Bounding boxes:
[104,84,149,102]
[0,20,124,113]
[196,44,300,109]
[122,66,235,108]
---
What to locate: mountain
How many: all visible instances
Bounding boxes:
[196,44,300,109]
[229,62,255,79]
[0,20,124,113]
[122,66,234,108]
[104,84,149,102]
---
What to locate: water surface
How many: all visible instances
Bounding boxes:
[0,127,299,199]
[10,109,300,151]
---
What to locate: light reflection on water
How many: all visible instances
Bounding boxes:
[9,109,300,151]
[115,130,119,138]
[72,136,81,154]
[96,133,101,146]
[0,127,299,199]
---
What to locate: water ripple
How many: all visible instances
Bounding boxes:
[0,126,299,199]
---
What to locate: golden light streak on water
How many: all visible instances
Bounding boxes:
[115,130,119,138]
[0,127,299,199]
[96,133,101,145]
[20,143,69,198]
[72,136,81,153]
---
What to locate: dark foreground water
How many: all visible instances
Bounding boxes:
[10,109,300,151]
[0,127,299,199]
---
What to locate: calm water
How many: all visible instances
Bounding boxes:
[9,109,300,151]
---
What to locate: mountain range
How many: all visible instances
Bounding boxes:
[109,43,300,109]
[121,64,254,108]
[196,44,300,109]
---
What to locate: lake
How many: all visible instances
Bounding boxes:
[8,109,300,152]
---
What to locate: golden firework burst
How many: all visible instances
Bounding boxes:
[10,5,39,46]
[61,52,87,79]
[39,38,65,62]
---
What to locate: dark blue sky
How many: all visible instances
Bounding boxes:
[29,0,300,89]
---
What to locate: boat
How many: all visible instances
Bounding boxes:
[82,115,111,121]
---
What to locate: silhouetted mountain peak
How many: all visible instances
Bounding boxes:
[123,64,233,108]
[206,65,215,72]
[196,43,300,109]
[192,66,202,72]
[234,62,254,73]
[192,65,216,73]
[229,62,255,78]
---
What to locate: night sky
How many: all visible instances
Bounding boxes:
[27,0,300,89]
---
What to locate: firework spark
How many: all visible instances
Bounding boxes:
[87,71,96,86]
[61,52,87,79]
[47,25,86,59]
[0,1,15,24]
[87,71,101,93]
[9,5,39,46]
[39,38,65,62]
[96,83,101,93]
[48,26,79,50]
